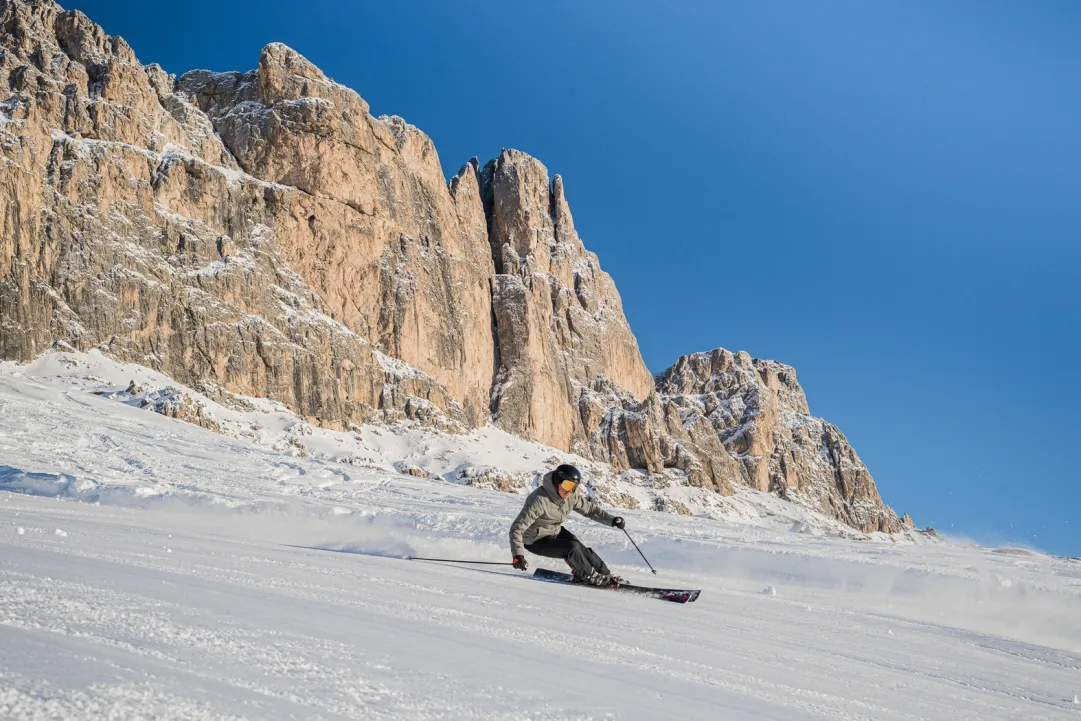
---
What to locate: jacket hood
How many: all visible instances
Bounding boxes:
[540,470,581,504]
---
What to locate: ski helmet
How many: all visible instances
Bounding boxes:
[552,464,582,486]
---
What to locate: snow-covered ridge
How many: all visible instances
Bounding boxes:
[2,349,912,540]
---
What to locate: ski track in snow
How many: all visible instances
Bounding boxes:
[1,364,1080,719]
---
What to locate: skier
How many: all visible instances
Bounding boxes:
[509,464,627,587]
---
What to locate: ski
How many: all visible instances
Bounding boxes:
[533,568,701,603]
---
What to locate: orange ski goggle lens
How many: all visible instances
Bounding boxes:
[559,479,579,493]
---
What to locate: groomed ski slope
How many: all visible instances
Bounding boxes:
[2,359,1080,720]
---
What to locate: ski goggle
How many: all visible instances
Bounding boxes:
[559,479,579,493]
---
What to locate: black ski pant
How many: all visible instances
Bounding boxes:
[526,527,610,578]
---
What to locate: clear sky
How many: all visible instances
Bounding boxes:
[66,0,1080,555]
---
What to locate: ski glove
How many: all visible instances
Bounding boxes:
[512,555,529,571]
[612,517,625,529]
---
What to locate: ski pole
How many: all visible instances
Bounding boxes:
[623,528,657,574]
[408,556,514,566]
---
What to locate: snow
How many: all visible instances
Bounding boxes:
[1,353,1080,719]
[49,131,293,195]
[371,349,430,381]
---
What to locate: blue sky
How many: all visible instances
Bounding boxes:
[68,0,1080,555]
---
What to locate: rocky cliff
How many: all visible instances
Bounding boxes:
[654,350,900,532]
[0,0,466,430]
[0,0,902,532]
[478,149,655,452]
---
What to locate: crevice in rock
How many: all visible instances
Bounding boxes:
[344,199,373,216]
[487,275,502,417]
[478,155,499,273]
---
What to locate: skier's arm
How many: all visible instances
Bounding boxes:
[509,495,545,557]
[573,494,616,526]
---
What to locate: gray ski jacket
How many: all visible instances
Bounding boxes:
[509,471,617,557]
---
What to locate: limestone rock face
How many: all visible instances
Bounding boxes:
[577,379,741,496]
[480,150,655,450]
[177,44,496,427]
[0,0,463,429]
[652,349,902,533]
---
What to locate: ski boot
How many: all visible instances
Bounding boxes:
[571,570,613,587]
